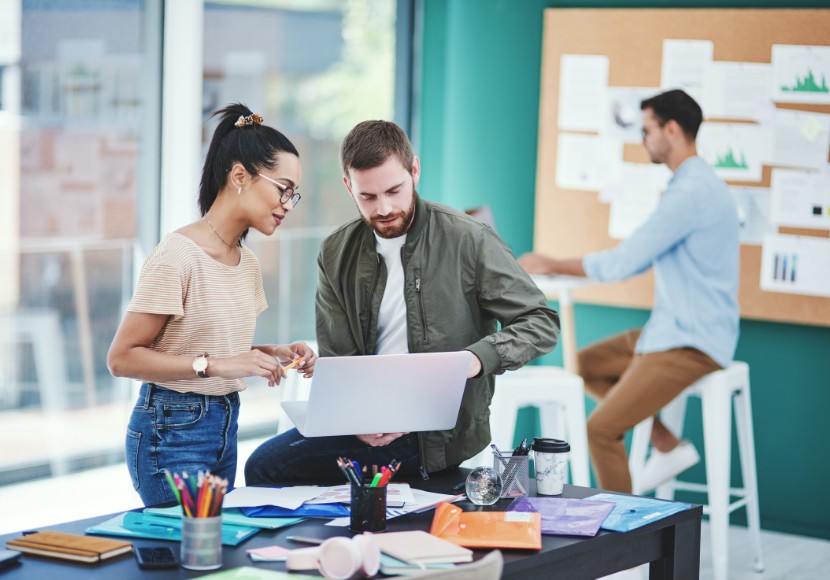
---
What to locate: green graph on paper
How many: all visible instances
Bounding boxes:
[714,148,748,169]
[781,69,829,94]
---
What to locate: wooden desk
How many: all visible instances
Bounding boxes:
[0,469,701,579]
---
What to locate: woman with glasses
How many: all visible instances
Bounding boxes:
[107,103,316,506]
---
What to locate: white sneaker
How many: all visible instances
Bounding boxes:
[637,440,700,493]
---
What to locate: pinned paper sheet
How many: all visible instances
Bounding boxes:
[760,234,830,297]
[555,133,622,191]
[606,163,668,240]
[703,62,773,121]
[771,109,830,170]
[770,169,830,229]
[772,45,830,105]
[602,86,660,143]
[558,54,608,132]
[730,187,773,246]
[697,122,770,182]
[660,39,713,104]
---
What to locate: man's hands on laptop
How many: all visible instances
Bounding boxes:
[356,433,407,446]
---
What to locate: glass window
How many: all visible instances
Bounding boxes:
[200,0,397,439]
[0,0,157,486]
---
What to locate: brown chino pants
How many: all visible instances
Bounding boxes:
[579,329,721,493]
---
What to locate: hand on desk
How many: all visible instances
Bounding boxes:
[356,432,407,446]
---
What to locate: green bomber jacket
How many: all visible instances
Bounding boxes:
[315,195,560,475]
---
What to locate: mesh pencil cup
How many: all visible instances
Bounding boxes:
[492,449,530,498]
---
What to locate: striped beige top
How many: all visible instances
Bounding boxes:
[127,233,267,395]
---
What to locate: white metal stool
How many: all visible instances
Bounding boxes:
[461,365,590,487]
[629,361,764,580]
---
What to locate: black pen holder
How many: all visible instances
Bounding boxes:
[349,484,387,533]
[493,450,530,498]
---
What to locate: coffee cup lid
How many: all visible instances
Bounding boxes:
[532,437,570,453]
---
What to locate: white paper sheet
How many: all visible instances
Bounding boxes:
[704,62,773,121]
[555,133,622,191]
[602,86,661,143]
[771,109,830,171]
[760,234,830,297]
[730,187,773,246]
[770,169,830,229]
[558,55,609,132]
[697,122,769,182]
[223,485,323,510]
[661,39,713,104]
[772,45,830,105]
[606,162,670,240]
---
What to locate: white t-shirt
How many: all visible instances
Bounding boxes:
[374,233,409,355]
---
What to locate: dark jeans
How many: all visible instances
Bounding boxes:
[244,429,422,485]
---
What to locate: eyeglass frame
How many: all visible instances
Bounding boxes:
[257,173,301,207]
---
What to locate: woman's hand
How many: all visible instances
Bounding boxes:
[209,349,285,386]
[254,342,318,379]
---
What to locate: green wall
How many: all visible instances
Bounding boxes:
[418,0,830,540]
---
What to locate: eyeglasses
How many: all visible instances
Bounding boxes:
[257,173,301,207]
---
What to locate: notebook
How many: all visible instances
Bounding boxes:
[281,351,472,437]
[374,530,473,565]
[506,496,614,536]
[429,502,542,550]
[6,531,132,564]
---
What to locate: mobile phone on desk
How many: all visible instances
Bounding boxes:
[134,546,178,569]
[0,549,22,569]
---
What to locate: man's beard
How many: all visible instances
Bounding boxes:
[362,191,417,239]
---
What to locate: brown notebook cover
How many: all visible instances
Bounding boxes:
[6,531,133,564]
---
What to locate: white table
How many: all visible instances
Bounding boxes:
[530,275,595,374]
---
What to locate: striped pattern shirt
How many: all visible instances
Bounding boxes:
[127,233,267,395]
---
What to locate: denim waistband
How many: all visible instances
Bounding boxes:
[139,383,240,410]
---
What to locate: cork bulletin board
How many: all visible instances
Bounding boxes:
[534,8,830,326]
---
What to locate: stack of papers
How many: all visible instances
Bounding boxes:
[222,485,462,522]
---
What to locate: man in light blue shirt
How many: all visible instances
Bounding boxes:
[520,89,739,494]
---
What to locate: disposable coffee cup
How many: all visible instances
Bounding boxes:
[533,437,570,495]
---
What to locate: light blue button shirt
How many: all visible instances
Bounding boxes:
[583,156,739,368]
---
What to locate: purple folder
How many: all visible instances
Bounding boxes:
[506,496,615,536]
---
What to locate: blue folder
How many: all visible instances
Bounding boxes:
[583,492,691,532]
[144,505,305,530]
[85,511,260,546]
[241,503,350,518]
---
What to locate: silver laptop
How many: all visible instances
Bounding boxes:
[280,351,472,437]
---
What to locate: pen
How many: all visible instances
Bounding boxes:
[282,358,304,371]
[370,472,383,487]
[286,536,324,545]
[451,481,466,492]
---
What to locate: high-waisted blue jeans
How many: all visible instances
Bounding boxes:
[126,383,240,506]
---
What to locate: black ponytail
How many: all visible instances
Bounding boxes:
[198,103,299,225]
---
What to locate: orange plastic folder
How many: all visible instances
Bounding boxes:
[429,502,542,550]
